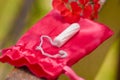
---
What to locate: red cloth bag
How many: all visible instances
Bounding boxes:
[0,10,113,80]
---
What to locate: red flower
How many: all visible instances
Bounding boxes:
[52,0,65,12]
[78,0,89,5]
[63,0,68,3]
[93,3,100,18]
[94,3,100,12]
[61,2,82,23]
[83,4,93,19]
[70,2,82,15]
[93,0,99,3]
[52,0,101,23]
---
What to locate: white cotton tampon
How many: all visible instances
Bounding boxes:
[53,23,80,47]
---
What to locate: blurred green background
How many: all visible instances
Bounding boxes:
[0,0,119,80]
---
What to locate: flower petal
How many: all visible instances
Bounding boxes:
[78,0,89,5]
[70,2,82,14]
[83,4,93,18]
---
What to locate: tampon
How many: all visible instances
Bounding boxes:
[53,23,80,47]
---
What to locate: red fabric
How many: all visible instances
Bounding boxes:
[0,10,113,80]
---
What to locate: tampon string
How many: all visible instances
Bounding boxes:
[36,23,80,58]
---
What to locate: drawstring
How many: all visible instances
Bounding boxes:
[36,23,80,58]
[64,66,84,80]
[36,35,84,80]
[36,35,68,58]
